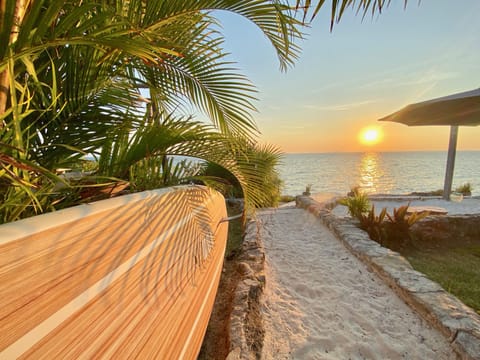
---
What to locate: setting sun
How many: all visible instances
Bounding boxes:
[359,127,382,146]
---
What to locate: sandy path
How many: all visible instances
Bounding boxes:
[258,207,457,360]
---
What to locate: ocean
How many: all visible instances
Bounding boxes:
[278,151,480,197]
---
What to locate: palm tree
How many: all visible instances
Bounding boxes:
[0,0,302,222]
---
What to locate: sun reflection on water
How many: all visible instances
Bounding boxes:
[279,152,480,197]
[358,153,384,194]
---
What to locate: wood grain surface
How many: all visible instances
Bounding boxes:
[0,186,228,359]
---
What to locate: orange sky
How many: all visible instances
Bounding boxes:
[261,120,480,153]
[219,1,480,153]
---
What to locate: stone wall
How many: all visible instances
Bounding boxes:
[412,215,480,242]
[227,219,266,360]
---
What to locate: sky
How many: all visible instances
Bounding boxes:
[212,0,480,153]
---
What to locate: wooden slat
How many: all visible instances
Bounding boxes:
[0,186,227,359]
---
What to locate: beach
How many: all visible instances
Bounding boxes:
[258,207,457,359]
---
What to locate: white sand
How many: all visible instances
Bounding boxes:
[258,207,456,359]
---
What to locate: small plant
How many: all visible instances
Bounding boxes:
[455,183,472,196]
[357,205,387,243]
[303,184,312,196]
[339,186,370,219]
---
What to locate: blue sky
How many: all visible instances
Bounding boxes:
[213,0,480,153]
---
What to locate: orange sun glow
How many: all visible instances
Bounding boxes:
[359,127,382,146]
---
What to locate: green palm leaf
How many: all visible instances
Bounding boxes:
[1,0,299,221]
[296,0,401,28]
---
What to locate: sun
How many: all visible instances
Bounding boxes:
[359,127,382,146]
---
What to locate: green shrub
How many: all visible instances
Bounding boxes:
[455,183,472,196]
[302,184,312,196]
[339,186,370,218]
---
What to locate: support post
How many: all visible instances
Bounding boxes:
[443,125,458,200]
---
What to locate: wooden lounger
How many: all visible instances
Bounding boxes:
[0,186,228,359]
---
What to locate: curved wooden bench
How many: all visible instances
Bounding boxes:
[0,186,228,359]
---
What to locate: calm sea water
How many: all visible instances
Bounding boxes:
[278,151,480,197]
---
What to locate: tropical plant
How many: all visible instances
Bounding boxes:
[357,205,387,243]
[386,204,429,231]
[200,161,244,199]
[383,204,430,250]
[245,143,283,208]
[130,157,200,193]
[0,153,63,223]
[94,109,283,210]
[355,203,430,250]
[0,0,303,223]
[339,186,370,218]
[209,140,283,210]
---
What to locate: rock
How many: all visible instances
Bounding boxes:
[237,262,254,277]
[453,331,480,360]
[228,219,267,359]
[226,347,241,360]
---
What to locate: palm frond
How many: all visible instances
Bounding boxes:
[130,0,303,71]
[1,0,298,222]
[296,0,402,28]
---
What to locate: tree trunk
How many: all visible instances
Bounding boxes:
[0,69,8,117]
[0,0,9,117]
[0,0,29,120]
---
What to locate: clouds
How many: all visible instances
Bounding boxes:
[221,0,480,152]
[304,99,378,112]
[360,68,459,92]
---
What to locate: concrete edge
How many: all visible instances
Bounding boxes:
[296,195,480,360]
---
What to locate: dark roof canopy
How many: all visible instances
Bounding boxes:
[378,87,480,200]
[379,88,480,127]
